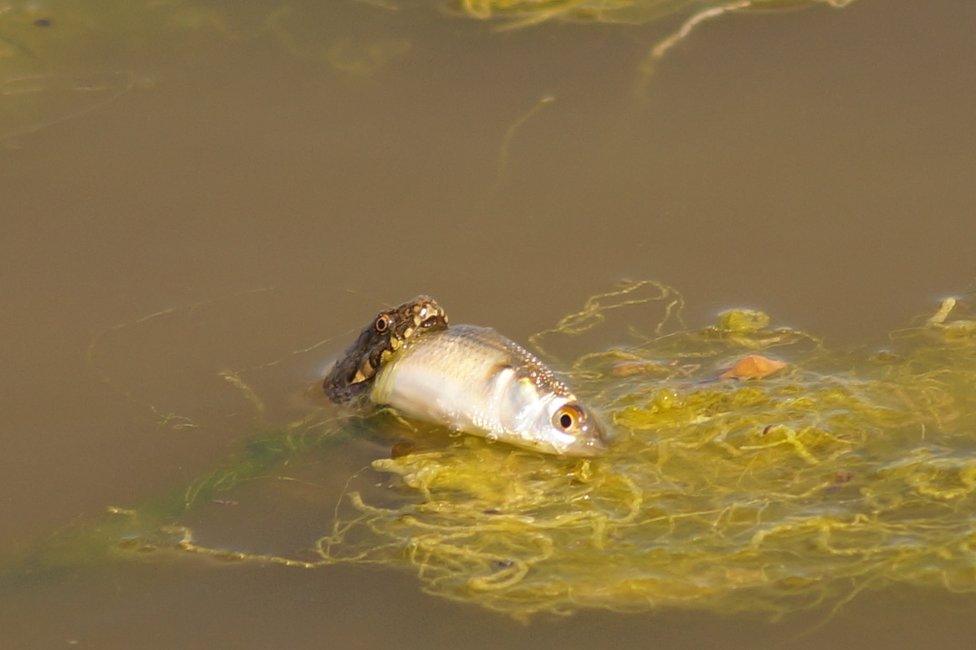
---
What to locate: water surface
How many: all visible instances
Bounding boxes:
[2,1,975,647]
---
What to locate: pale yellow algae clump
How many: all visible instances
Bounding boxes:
[154,281,976,620]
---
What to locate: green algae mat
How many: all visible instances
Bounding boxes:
[13,280,976,622]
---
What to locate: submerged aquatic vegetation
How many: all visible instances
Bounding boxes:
[0,0,864,143]
[74,281,975,621]
[0,1,413,143]
[449,0,862,95]
[452,0,857,29]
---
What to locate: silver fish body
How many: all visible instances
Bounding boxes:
[370,325,608,457]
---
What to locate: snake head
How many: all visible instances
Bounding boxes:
[323,295,448,403]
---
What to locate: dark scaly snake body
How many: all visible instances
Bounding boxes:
[323,295,448,403]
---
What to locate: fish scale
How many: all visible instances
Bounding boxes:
[370,324,608,456]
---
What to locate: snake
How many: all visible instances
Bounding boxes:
[323,295,448,403]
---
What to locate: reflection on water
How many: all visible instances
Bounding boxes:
[3,0,976,648]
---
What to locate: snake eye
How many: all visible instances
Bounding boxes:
[374,314,391,333]
[553,404,584,431]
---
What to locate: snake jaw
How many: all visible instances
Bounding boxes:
[323,295,448,404]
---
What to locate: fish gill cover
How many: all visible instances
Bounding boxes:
[69,280,974,621]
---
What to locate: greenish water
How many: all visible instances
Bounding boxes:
[2,1,976,648]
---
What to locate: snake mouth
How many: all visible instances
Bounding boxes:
[419,315,444,330]
[323,295,448,404]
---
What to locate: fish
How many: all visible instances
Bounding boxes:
[369,324,609,457]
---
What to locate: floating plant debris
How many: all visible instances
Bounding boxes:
[45,280,972,621]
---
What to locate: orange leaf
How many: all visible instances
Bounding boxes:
[719,354,787,381]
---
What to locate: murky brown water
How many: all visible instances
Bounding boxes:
[2,0,975,647]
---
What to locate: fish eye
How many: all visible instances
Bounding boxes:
[553,404,584,431]
[374,314,391,332]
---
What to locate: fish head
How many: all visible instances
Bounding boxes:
[518,394,610,457]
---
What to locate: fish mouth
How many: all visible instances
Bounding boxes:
[562,439,608,457]
[558,419,613,457]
